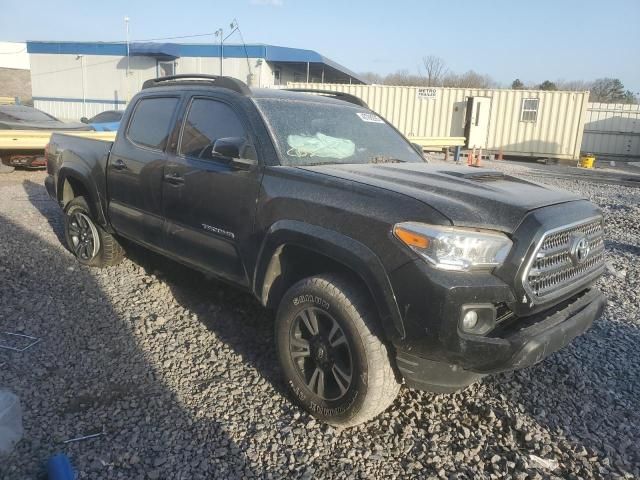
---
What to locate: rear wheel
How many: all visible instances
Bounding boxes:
[276,274,400,427]
[64,196,124,267]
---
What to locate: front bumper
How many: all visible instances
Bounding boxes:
[475,288,605,373]
[396,287,606,393]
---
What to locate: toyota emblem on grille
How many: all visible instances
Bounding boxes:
[570,234,590,266]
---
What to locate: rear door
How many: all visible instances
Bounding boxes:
[107,95,181,248]
[161,95,262,286]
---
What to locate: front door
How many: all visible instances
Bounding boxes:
[107,95,181,248]
[161,96,261,286]
[464,96,491,149]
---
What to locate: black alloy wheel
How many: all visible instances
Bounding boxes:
[289,307,353,401]
[67,210,100,261]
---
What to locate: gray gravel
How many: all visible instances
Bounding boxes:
[1,167,638,479]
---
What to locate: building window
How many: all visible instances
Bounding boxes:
[273,69,281,85]
[157,60,175,78]
[521,98,539,122]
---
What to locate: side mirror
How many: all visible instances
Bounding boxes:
[80,117,89,124]
[213,137,258,169]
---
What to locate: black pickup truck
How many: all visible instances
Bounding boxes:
[45,75,607,427]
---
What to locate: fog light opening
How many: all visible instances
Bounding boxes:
[460,304,497,335]
[462,310,479,330]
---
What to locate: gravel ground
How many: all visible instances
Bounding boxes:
[0,166,638,479]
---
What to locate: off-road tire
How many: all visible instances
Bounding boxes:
[64,196,124,267]
[276,274,400,427]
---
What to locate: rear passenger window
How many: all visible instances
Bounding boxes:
[127,97,179,150]
[179,98,247,160]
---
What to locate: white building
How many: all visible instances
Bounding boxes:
[0,42,29,70]
[27,41,365,120]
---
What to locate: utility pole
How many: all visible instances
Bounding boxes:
[215,20,240,77]
[124,16,130,103]
[76,55,86,118]
[214,28,223,76]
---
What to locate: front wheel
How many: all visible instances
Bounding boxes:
[276,274,400,427]
[63,196,124,267]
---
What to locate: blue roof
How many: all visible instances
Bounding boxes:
[26,41,366,83]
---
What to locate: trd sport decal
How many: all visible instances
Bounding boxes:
[201,224,235,239]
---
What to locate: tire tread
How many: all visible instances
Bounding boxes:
[279,273,400,427]
[64,196,125,268]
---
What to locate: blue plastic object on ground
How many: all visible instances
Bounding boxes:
[47,453,75,480]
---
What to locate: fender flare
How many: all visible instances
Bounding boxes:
[57,165,107,226]
[253,220,405,340]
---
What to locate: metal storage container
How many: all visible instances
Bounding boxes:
[582,103,640,162]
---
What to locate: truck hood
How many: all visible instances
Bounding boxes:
[299,163,583,233]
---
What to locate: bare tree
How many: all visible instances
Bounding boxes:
[442,70,497,89]
[421,55,446,87]
[383,69,424,86]
[359,71,384,84]
[555,79,591,91]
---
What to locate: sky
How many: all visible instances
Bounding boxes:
[2,0,639,92]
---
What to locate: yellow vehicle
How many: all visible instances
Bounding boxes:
[0,104,106,168]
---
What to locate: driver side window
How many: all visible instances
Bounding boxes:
[179,98,247,160]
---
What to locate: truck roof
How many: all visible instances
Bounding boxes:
[251,88,366,107]
[141,75,367,108]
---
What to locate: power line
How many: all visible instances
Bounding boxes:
[7,32,221,46]
[233,20,253,75]
[8,30,250,48]
[128,32,218,42]
[30,58,116,77]
[99,32,219,43]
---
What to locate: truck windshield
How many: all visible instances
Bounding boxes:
[255,98,425,166]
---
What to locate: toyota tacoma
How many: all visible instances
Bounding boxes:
[45,75,607,427]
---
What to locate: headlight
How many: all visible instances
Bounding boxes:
[393,222,512,272]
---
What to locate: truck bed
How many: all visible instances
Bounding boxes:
[46,133,114,217]
[0,130,116,151]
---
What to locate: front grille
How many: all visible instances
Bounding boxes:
[523,217,605,300]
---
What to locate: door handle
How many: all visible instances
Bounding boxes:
[163,172,185,185]
[113,159,127,170]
